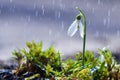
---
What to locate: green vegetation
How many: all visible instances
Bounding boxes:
[12,41,120,80]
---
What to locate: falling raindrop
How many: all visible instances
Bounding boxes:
[55,11,61,19]
[86,2,90,7]
[98,0,101,5]
[58,11,61,18]
[26,16,31,22]
[49,29,52,36]
[10,0,13,3]
[106,10,111,28]
[107,17,110,28]
[52,0,55,5]
[41,5,45,15]
[92,8,95,13]
[108,10,111,17]
[103,18,107,26]
[0,10,1,14]
[117,30,120,37]
[61,21,64,30]
[33,3,36,9]
[59,0,65,10]
[51,0,55,10]
[95,30,99,37]
[111,6,117,12]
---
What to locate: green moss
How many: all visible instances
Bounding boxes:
[12,41,120,79]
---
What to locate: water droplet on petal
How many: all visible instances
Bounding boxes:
[79,21,84,38]
[67,20,78,37]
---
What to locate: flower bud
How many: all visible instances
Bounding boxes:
[76,14,82,20]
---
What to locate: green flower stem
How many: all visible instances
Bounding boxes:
[77,8,86,68]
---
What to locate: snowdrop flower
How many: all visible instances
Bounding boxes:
[67,7,86,68]
[67,14,84,38]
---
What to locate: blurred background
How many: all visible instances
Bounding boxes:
[0,0,120,61]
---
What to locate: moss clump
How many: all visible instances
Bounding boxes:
[12,41,120,80]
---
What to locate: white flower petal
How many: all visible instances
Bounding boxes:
[67,20,78,37]
[79,21,84,38]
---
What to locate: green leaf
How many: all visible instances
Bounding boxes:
[99,61,105,72]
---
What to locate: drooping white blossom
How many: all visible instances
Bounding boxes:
[67,20,78,37]
[67,18,84,38]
